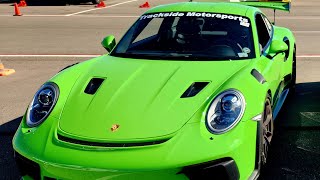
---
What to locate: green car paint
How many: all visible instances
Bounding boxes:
[13,1,295,180]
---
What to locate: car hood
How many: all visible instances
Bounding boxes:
[58,56,250,141]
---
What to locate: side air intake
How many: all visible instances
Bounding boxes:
[84,78,105,95]
[181,82,210,98]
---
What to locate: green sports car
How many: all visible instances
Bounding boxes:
[13,0,295,179]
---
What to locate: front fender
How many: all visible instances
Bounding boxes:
[209,62,269,122]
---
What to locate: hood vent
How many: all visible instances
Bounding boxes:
[84,78,105,95]
[181,82,210,98]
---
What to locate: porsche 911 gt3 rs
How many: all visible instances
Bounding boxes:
[13,0,295,179]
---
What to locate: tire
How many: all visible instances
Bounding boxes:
[257,94,274,173]
[92,0,99,4]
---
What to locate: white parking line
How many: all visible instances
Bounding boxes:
[65,0,138,16]
[297,55,320,58]
[278,16,320,20]
[24,15,66,17]
[293,31,320,34]
[0,55,320,58]
[0,15,316,19]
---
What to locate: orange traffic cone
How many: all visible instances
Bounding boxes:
[95,0,106,8]
[18,0,27,7]
[139,1,150,8]
[13,3,22,16]
[0,61,15,76]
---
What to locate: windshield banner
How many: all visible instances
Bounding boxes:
[140,12,250,27]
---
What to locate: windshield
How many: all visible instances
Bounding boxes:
[111,12,255,60]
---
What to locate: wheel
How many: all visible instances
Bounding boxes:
[261,96,274,165]
[257,94,274,173]
[92,0,99,4]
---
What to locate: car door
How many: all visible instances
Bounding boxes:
[262,14,287,82]
[255,13,285,103]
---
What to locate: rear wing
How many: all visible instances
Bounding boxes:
[236,0,291,12]
[190,0,291,12]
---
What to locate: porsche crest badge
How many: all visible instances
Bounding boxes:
[111,124,120,132]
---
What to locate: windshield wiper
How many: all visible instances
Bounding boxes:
[111,52,244,61]
[168,53,193,58]
[112,52,194,60]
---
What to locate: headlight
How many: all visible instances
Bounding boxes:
[26,83,59,127]
[206,89,245,134]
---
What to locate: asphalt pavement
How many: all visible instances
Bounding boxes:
[0,0,320,179]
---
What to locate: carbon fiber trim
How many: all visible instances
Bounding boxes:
[179,158,239,180]
[251,69,266,84]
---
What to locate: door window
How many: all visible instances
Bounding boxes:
[255,14,271,53]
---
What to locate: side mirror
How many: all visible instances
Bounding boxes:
[101,35,116,52]
[269,40,288,54]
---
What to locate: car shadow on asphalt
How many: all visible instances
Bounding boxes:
[1,82,320,179]
[261,82,320,180]
[0,116,21,179]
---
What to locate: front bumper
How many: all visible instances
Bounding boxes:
[13,114,257,180]
[15,151,239,180]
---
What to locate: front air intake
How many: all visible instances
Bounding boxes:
[57,134,169,147]
[181,82,210,98]
[84,78,105,95]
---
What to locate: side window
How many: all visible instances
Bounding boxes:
[262,15,273,36]
[255,14,270,53]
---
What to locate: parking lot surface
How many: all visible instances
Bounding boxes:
[1,0,320,179]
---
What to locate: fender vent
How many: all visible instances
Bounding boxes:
[181,82,210,98]
[251,69,266,84]
[84,78,105,95]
